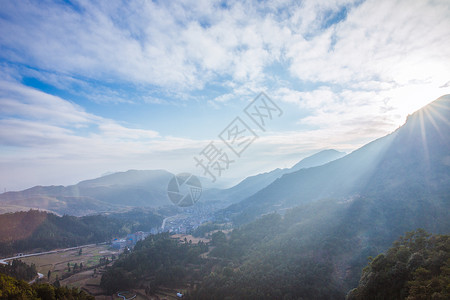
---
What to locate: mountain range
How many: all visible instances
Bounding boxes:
[220,95,450,226]
[0,150,345,216]
[0,95,448,233]
[0,170,173,216]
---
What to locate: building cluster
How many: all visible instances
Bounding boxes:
[162,205,217,234]
[110,203,221,249]
[111,231,151,250]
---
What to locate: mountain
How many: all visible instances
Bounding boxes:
[187,95,450,298]
[0,149,344,216]
[220,95,450,225]
[194,95,450,298]
[202,149,345,206]
[0,170,175,216]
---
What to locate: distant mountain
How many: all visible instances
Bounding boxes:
[0,170,175,216]
[201,149,345,206]
[290,149,346,172]
[220,95,450,225]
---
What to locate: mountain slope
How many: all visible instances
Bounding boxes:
[202,149,345,206]
[221,95,450,225]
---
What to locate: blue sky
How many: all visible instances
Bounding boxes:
[0,0,449,191]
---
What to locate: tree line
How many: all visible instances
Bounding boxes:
[0,272,94,299]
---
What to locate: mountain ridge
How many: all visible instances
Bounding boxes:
[201,149,346,206]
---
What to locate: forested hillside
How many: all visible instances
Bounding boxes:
[347,230,449,299]
[186,195,448,299]
[0,209,163,256]
[102,208,449,299]
[100,232,209,294]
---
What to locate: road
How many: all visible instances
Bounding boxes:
[161,214,181,231]
[1,243,107,284]
[117,291,136,300]
[0,242,106,265]
[28,272,43,284]
[161,216,169,230]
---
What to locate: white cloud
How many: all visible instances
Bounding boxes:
[287,0,450,85]
[0,79,169,154]
[0,81,97,126]
[0,0,450,190]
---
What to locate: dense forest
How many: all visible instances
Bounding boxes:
[0,273,94,299]
[0,209,163,256]
[347,230,449,299]
[100,232,208,294]
[100,199,449,299]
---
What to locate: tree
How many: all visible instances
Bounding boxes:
[211,231,226,246]
[53,275,60,288]
[67,262,70,272]
[47,270,51,280]
[100,267,133,294]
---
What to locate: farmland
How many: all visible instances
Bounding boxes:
[15,244,116,297]
[14,237,198,299]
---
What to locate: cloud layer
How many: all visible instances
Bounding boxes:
[0,0,449,190]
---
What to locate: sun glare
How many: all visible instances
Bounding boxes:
[390,83,450,127]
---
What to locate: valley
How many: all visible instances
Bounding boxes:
[0,94,449,299]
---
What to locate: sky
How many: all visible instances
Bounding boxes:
[0,0,449,191]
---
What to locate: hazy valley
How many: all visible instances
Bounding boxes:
[1,1,449,299]
[1,95,449,299]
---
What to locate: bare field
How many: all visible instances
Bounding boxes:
[170,234,209,244]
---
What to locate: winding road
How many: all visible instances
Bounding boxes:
[28,272,44,284]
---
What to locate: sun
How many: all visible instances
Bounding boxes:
[388,82,450,128]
